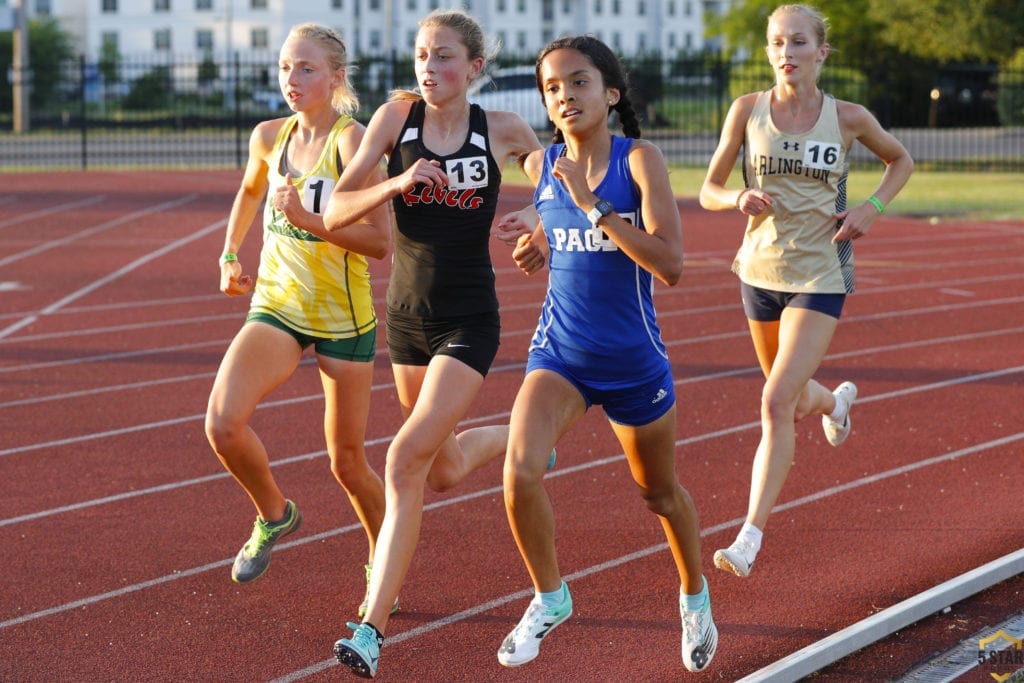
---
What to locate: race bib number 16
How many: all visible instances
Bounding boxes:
[803,141,841,171]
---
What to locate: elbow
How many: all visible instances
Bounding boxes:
[658,258,684,287]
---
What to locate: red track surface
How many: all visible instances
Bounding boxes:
[1,171,1021,682]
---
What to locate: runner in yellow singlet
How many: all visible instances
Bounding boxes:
[205,25,393,620]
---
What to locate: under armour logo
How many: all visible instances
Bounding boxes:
[782,141,800,151]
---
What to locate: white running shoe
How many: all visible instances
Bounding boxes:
[822,381,858,447]
[681,583,718,672]
[497,582,573,667]
[713,538,757,578]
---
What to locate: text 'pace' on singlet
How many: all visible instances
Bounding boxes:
[531,135,669,388]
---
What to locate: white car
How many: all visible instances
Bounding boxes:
[468,66,550,130]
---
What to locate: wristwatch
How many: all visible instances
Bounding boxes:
[586,199,615,225]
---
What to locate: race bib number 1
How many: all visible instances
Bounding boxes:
[302,175,336,215]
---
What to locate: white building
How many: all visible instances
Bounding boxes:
[15,0,729,62]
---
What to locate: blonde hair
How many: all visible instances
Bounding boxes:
[768,4,829,47]
[387,9,499,102]
[285,23,359,116]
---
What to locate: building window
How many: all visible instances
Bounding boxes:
[406,0,416,10]
[638,0,645,15]
[196,29,213,50]
[251,0,267,9]
[251,28,268,49]
[667,0,675,15]
[196,0,212,9]
[516,0,525,11]
[668,32,677,50]
[685,0,692,16]
[154,28,172,51]
[516,31,526,52]
[101,31,118,50]
[497,0,505,11]
[611,31,621,50]
[638,34,646,51]
[594,0,602,13]
[611,0,620,15]
[368,0,380,10]
[369,29,381,51]
[405,29,416,49]
[331,0,342,7]
[102,0,118,12]
[428,0,439,10]
[154,0,171,12]
[35,0,53,15]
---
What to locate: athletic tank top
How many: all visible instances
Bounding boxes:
[531,136,669,388]
[736,90,853,293]
[249,115,376,338]
[386,99,502,317]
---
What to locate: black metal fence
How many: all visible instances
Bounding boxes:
[2,51,1021,171]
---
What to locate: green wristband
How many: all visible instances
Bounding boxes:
[867,195,885,214]
[219,252,238,266]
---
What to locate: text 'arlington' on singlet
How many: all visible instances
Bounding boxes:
[250,114,376,338]
[736,89,853,294]
[386,99,502,317]
[531,135,669,388]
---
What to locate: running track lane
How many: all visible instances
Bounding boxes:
[0,171,1021,681]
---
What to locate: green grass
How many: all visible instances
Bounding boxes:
[503,163,1024,221]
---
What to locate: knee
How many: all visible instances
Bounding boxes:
[761,386,797,425]
[425,463,458,493]
[639,485,680,518]
[205,411,243,455]
[503,456,542,501]
[329,443,367,484]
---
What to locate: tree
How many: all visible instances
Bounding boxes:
[868,0,1024,63]
[0,17,76,113]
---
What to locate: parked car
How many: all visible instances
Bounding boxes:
[468,66,550,130]
[929,65,999,127]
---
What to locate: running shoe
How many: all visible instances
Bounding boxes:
[497,582,573,667]
[334,621,383,679]
[546,447,557,471]
[357,564,400,618]
[681,583,718,672]
[231,499,302,583]
[713,538,757,578]
[822,381,858,447]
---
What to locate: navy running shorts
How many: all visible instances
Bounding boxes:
[740,281,845,322]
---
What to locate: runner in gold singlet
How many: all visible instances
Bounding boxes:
[699,4,913,579]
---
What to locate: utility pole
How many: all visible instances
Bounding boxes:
[12,0,30,133]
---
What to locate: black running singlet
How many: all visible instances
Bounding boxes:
[386,99,502,317]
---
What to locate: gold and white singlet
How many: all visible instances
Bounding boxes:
[734,90,853,294]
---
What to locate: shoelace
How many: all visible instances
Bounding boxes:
[514,602,545,638]
[243,518,274,554]
[681,604,708,643]
[348,623,379,653]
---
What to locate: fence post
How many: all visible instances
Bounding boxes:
[234,52,243,168]
[79,55,88,170]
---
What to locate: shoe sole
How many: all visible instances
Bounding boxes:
[713,550,750,578]
[823,381,858,447]
[334,642,376,679]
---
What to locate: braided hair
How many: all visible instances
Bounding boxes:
[535,35,642,144]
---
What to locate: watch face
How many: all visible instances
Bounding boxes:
[597,200,613,216]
